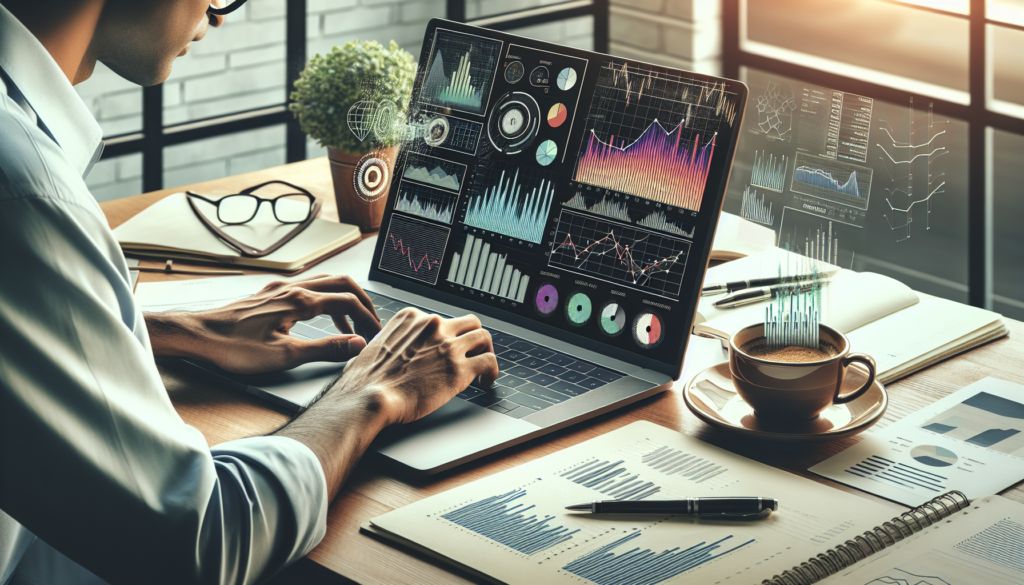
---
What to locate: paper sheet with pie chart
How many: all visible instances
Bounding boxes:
[810,377,1024,506]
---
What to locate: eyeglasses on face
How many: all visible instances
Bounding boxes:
[208,0,249,16]
[186,181,316,225]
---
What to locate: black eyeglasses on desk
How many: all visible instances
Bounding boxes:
[186,180,321,258]
[208,0,249,16]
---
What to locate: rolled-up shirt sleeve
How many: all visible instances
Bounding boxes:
[0,193,327,584]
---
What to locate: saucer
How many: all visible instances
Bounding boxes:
[682,362,888,443]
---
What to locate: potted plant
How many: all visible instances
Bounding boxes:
[290,40,416,231]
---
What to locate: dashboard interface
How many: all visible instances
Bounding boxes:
[369,20,748,378]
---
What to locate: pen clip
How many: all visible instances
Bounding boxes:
[698,509,773,520]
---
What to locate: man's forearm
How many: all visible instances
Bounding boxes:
[144,311,208,358]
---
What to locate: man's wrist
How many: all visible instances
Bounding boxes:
[144,312,208,359]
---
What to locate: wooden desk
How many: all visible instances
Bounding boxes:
[101,159,1024,585]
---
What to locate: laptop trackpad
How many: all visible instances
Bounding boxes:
[373,400,539,473]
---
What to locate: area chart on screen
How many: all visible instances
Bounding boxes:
[420,29,501,115]
[379,214,449,285]
[394,181,458,224]
[548,210,689,299]
[464,168,554,243]
[447,235,529,303]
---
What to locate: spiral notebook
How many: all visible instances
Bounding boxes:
[361,421,1020,585]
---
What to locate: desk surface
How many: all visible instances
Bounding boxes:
[100,158,1024,585]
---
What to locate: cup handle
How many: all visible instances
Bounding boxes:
[834,353,877,404]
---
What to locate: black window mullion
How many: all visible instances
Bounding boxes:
[968,0,990,308]
[286,0,307,163]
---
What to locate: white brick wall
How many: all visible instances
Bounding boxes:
[608,0,722,75]
[79,0,595,199]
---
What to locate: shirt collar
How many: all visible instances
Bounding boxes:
[0,4,104,178]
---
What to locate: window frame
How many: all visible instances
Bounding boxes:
[721,0,1024,310]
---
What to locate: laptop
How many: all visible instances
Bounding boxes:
[192,19,748,473]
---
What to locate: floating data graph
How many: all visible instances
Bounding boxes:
[750,150,787,192]
[402,154,465,192]
[954,519,1024,572]
[379,215,448,285]
[394,182,458,224]
[560,459,662,500]
[637,211,695,238]
[421,30,501,115]
[548,211,689,300]
[564,191,632,222]
[441,489,578,555]
[561,531,755,585]
[740,186,774,226]
[751,80,796,142]
[642,446,730,484]
[465,168,554,244]
[764,289,821,350]
[447,235,530,303]
[791,153,872,210]
[780,212,841,266]
[575,121,715,212]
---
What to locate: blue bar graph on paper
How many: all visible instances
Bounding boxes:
[562,532,755,585]
[560,459,662,500]
[464,168,553,244]
[441,489,578,555]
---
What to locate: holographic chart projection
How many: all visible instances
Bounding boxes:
[790,152,872,210]
[574,61,738,213]
[750,150,787,192]
[740,186,774,226]
[447,235,530,303]
[749,80,796,142]
[379,215,449,285]
[879,98,948,242]
[420,29,501,115]
[464,167,554,244]
[779,208,843,266]
[394,182,458,224]
[548,210,689,299]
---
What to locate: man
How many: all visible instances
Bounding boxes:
[0,1,498,584]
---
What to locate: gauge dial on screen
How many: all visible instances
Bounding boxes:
[632,312,664,349]
[504,61,525,84]
[530,66,549,86]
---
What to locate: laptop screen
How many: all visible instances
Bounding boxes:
[368,20,748,379]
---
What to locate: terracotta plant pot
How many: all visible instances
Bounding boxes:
[328,145,399,232]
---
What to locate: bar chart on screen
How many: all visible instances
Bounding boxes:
[464,166,554,244]
[446,234,530,303]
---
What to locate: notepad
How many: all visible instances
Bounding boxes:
[363,421,997,585]
[113,193,361,272]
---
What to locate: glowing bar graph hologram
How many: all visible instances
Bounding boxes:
[559,459,662,500]
[464,168,553,244]
[764,292,821,350]
[637,211,695,238]
[561,531,755,585]
[447,235,529,303]
[440,489,578,555]
[565,191,632,222]
[750,150,787,192]
[574,120,715,212]
[740,186,774,226]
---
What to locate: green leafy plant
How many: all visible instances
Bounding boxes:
[289,40,417,153]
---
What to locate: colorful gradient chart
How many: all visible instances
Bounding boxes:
[575,121,715,212]
[599,302,627,336]
[548,210,689,299]
[534,283,559,315]
[565,292,593,326]
[379,215,448,285]
[633,312,664,349]
[464,167,554,243]
[547,103,567,127]
[574,61,739,212]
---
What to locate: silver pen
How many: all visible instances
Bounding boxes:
[712,281,829,309]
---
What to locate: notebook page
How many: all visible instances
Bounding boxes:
[369,421,895,585]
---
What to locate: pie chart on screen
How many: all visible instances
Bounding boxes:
[535,140,558,166]
[556,67,577,91]
[547,103,568,128]
[534,283,559,316]
[632,312,663,349]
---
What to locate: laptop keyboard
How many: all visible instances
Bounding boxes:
[293,290,626,419]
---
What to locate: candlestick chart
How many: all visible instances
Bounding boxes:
[548,210,689,299]
[379,215,449,285]
[573,61,738,212]
[420,30,501,115]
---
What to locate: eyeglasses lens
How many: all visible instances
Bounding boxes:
[218,195,259,224]
[274,195,313,223]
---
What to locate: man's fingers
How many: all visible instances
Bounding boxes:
[308,291,383,337]
[291,275,379,322]
[289,335,367,365]
[466,352,500,389]
[444,314,483,336]
[455,328,495,357]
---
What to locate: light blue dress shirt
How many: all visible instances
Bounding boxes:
[0,6,328,584]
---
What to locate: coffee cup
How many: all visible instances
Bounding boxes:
[728,323,876,420]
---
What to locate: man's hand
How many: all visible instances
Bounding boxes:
[275,307,499,498]
[145,274,382,374]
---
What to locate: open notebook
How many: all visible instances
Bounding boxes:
[363,421,1016,585]
[113,193,361,272]
[693,248,1007,384]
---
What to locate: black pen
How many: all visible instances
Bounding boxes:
[701,274,824,296]
[566,497,779,519]
[712,281,829,309]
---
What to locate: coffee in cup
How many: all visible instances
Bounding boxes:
[729,323,876,420]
